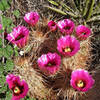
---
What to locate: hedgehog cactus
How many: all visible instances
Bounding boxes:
[11,12,94,100]
[4,0,100,100]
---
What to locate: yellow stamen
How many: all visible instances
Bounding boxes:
[77,80,84,88]
[48,63,52,66]
[64,47,71,52]
[14,86,21,94]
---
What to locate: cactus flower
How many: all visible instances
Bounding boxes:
[7,26,29,48]
[48,20,57,31]
[24,12,39,26]
[57,19,75,35]
[0,24,2,30]
[6,74,29,100]
[76,25,91,40]
[37,53,61,75]
[70,69,95,92]
[57,35,80,57]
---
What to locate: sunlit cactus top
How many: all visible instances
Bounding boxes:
[70,69,95,92]
[24,11,39,26]
[6,74,29,100]
[57,35,80,57]
[57,19,75,35]
[7,26,29,48]
[37,52,61,75]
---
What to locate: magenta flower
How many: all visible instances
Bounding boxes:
[57,19,75,35]
[0,24,2,30]
[57,35,80,57]
[37,53,61,75]
[48,20,57,31]
[24,12,39,26]
[70,69,95,92]
[6,74,29,100]
[7,26,29,48]
[76,25,91,40]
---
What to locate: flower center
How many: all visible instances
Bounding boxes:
[47,61,56,67]
[77,80,85,88]
[48,63,52,66]
[51,23,56,26]
[82,33,86,35]
[64,47,71,52]
[64,26,70,30]
[13,86,21,94]
[15,34,25,41]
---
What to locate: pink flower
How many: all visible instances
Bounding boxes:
[76,25,91,40]
[24,12,39,26]
[70,69,95,92]
[57,35,80,57]
[48,20,57,31]
[7,26,29,48]
[6,74,29,100]
[37,53,61,75]
[0,24,2,30]
[57,19,75,35]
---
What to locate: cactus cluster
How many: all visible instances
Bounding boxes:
[6,11,94,100]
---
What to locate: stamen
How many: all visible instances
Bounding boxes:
[64,26,70,30]
[82,33,86,35]
[15,34,24,41]
[47,61,56,67]
[48,63,52,66]
[77,80,84,88]
[14,86,21,94]
[64,47,71,52]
